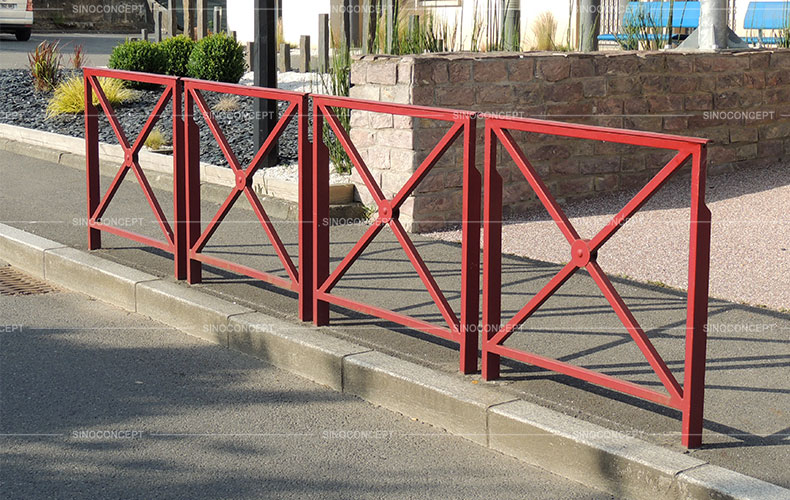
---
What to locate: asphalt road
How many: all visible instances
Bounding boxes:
[0,33,126,69]
[0,263,612,499]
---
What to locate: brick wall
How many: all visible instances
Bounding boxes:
[349,50,790,232]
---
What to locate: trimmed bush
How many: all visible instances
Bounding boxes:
[159,35,195,77]
[187,33,247,83]
[108,39,167,79]
[46,76,137,118]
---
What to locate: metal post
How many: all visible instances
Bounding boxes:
[84,75,100,251]
[196,0,208,39]
[300,35,311,72]
[297,94,313,322]
[460,115,480,374]
[579,0,600,51]
[482,122,502,380]
[172,79,186,280]
[318,13,329,72]
[154,10,163,42]
[254,0,278,165]
[168,0,178,36]
[213,6,222,34]
[184,86,202,284]
[699,0,728,49]
[681,145,712,448]
[503,0,520,51]
[312,106,330,326]
[409,14,419,33]
[342,0,352,48]
[141,28,149,42]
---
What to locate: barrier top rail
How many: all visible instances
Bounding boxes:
[84,67,179,86]
[479,113,710,149]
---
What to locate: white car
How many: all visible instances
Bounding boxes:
[0,0,33,41]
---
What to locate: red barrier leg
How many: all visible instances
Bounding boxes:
[682,145,712,448]
[482,124,502,380]
[298,95,313,322]
[84,75,101,250]
[185,89,202,284]
[460,115,480,374]
[313,106,329,326]
[172,79,187,280]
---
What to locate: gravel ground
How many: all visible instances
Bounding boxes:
[0,69,324,170]
[427,164,790,311]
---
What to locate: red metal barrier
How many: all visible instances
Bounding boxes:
[182,79,312,321]
[312,95,481,374]
[481,115,711,448]
[84,68,185,279]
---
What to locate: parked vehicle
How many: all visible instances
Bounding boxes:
[0,0,33,41]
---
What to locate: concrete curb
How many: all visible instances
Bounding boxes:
[0,123,356,204]
[0,223,787,500]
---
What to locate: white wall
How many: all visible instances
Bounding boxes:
[227,0,330,45]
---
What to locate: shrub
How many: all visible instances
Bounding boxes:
[46,75,137,118]
[532,12,558,51]
[187,32,246,83]
[108,39,167,77]
[28,40,62,92]
[159,35,195,77]
[144,127,170,150]
[69,44,87,70]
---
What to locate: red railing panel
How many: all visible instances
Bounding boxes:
[482,115,711,448]
[312,95,481,374]
[83,68,184,279]
[182,78,312,321]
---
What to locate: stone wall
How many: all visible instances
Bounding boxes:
[349,50,790,232]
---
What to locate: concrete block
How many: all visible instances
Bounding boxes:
[228,313,370,390]
[343,351,516,445]
[0,223,65,278]
[44,247,157,312]
[488,400,706,499]
[135,280,253,346]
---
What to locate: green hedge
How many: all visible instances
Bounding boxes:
[159,35,195,77]
[108,39,167,76]
[187,33,247,83]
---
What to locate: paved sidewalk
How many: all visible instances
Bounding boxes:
[0,275,611,499]
[1,150,788,488]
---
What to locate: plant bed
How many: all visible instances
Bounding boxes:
[0,68,314,171]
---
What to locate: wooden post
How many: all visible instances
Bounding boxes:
[196,0,208,39]
[254,0,278,166]
[154,10,163,42]
[385,0,394,53]
[141,28,148,41]
[246,41,255,72]
[318,13,329,72]
[167,0,177,36]
[299,36,311,72]
[279,43,292,72]
[184,0,195,40]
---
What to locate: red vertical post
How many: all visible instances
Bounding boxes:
[84,73,101,250]
[298,94,314,322]
[460,115,480,374]
[312,104,330,325]
[682,144,711,448]
[185,87,203,284]
[481,122,502,380]
[172,79,187,280]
